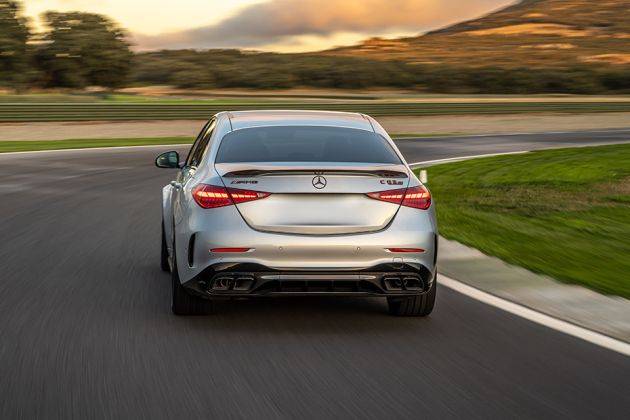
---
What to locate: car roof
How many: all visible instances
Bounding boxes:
[226,110,374,132]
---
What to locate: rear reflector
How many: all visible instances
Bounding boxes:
[192,184,269,209]
[367,185,431,210]
[386,248,425,253]
[210,248,253,253]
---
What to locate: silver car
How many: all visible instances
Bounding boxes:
[156,111,438,316]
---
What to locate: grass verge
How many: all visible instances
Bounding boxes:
[420,144,630,298]
[0,137,192,153]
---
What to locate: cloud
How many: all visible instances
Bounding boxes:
[132,0,512,50]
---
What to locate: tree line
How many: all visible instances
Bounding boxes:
[1,0,629,94]
[1,1,132,90]
[134,49,630,94]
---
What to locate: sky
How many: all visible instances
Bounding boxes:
[22,0,515,52]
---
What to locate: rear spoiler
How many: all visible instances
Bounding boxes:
[222,169,408,178]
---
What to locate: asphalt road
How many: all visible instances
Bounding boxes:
[395,128,630,163]
[1,130,629,419]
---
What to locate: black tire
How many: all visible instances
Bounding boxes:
[171,251,214,316]
[387,274,437,317]
[160,222,170,272]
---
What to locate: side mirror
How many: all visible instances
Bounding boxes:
[155,151,181,169]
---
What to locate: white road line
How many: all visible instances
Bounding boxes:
[397,127,630,140]
[409,150,530,167]
[1,127,628,157]
[439,275,630,356]
[0,143,190,157]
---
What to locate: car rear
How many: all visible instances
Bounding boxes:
[176,112,438,315]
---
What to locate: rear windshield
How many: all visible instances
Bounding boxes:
[216,126,401,164]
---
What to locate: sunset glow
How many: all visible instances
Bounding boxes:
[22,0,513,51]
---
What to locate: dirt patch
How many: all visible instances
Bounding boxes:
[377,113,630,136]
[1,113,630,141]
[0,120,204,141]
[520,43,576,50]
[465,23,593,37]
[473,177,630,215]
[580,53,630,65]
[600,177,630,196]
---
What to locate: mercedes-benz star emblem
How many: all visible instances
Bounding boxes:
[312,175,327,189]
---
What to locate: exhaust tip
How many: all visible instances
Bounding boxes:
[233,276,255,291]
[212,276,233,291]
[383,277,404,291]
[403,276,424,291]
[383,275,424,291]
[211,274,255,292]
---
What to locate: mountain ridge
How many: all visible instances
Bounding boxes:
[323,0,630,68]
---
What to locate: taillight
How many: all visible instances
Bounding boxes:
[401,185,432,210]
[227,188,270,204]
[367,188,406,205]
[367,185,431,210]
[192,184,231,208]
[192,184,270,209]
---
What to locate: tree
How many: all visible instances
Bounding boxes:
[0,0,30,89]
[37,12,132,89]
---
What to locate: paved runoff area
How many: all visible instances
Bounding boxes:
[439,237,630,344]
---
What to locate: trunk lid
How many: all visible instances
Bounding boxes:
[216,162,409,235]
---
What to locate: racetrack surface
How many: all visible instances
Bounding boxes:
[1,130,629,418]
[395,128,630,164]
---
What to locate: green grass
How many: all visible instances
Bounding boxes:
[1,101,630,122]
[421,144,630,298]
[0,137,191,153]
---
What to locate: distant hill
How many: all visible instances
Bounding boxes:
[324,0,630,68]
[129,1,630,94]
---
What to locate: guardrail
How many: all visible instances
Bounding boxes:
[1,102,629,122]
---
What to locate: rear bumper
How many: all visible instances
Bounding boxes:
[175,203,439,284]
[183,262,436,298]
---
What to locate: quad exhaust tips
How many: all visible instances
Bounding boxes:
[383,276,424,291]
[211,275,255,292]
[207,272,426,294]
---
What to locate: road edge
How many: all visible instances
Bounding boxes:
[439,275,630,356]
[410,152,630,353]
